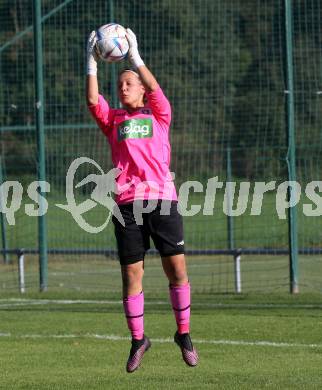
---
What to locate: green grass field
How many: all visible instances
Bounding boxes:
[2,182,322,388]
[1,291,322,389]
[1,251,322,389]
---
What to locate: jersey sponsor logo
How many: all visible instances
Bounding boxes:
[117,119,153,141]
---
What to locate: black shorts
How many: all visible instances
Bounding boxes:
[112,200,185,265]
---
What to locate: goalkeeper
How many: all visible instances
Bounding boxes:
[86,28,198,373]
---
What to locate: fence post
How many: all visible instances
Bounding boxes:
[226,146,235,250]
[33,0,48,291]
[0,157,9,264]
[284,0,299,294]
[18,250,26,293]
[234,251,242,293]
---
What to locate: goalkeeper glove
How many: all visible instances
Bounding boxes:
[87,30,98,76]
[126,28,145,69]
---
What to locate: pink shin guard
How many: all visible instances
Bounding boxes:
[123,291,144,340]
[169,282,191,334]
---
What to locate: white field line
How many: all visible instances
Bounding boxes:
[0,332,321,349]
[0,298,322,309]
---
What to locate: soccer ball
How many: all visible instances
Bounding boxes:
[95,23,129,63]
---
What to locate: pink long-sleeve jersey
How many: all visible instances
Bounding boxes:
[88,86,177,204]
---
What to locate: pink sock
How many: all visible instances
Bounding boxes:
[169,282,191,334]
[123,291,144,340]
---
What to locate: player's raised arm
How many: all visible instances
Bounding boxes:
[126,28,159,92]
[86,31,99,106]
[86,30,112,134]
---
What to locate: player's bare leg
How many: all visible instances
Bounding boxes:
[121,260,144,297]
[161,254,188,286]
[162,254,199,367]
[121,260,151,373]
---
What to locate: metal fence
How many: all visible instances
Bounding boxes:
[1,0,322,293]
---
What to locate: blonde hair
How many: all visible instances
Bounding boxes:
[118,68,141,81]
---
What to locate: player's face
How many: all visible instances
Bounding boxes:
[118,72,145,109]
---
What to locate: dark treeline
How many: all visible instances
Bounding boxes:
[0,0,321,183]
